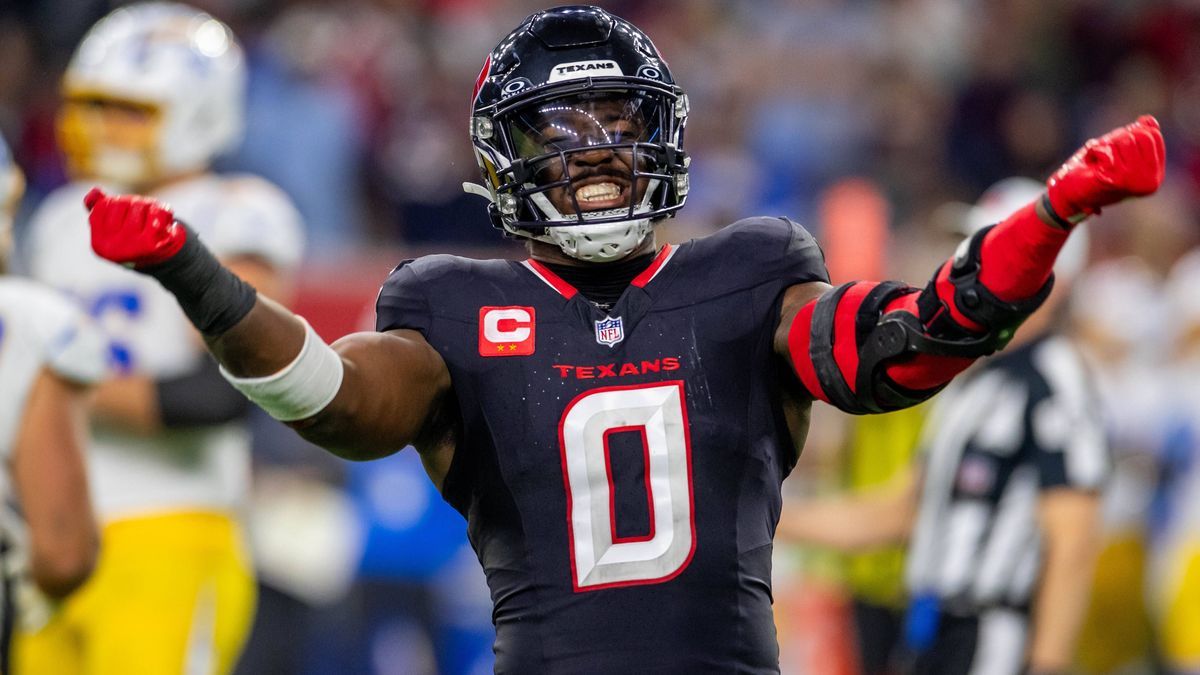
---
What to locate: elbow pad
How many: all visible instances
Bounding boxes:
[919,224,1054,351]
[789,225,1053,415]
[789,280,929,414]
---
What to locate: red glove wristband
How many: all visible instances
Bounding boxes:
[85,187,187,268]
[1044,115,1165,221]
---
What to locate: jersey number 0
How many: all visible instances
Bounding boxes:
[559,381,696,591]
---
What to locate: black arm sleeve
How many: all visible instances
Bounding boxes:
[156,355,254,428]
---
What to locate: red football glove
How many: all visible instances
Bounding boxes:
[1045,114,1165,224]
[84,187,187,268]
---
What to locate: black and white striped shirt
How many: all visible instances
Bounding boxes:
[905,334,1110,614]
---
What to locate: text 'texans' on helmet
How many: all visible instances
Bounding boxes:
[465,5,690,262]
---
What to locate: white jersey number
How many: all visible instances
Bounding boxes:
[559,381,695,591]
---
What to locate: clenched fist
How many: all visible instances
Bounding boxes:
[1045,115,1166,225]
[84,187,187,268]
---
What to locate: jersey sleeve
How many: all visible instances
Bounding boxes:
[694,216,830,291]
[1028,340,1110,491]
[203,176,306,272]
[375,260,432,334]
[23,183,93,280]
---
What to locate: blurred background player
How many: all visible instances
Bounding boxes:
[1141,242,1200,674]
[0,135,107,670]
[1065,186,1193,674]
[778,177,1109,675]
[13,4,304,673]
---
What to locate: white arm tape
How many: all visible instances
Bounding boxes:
[220,318,344,421]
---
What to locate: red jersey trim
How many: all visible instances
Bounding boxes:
[630,244,676,288]
[521,259,578,299]
[523,243,676,299]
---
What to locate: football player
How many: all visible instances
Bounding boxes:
[15,3,304,674]
[0,136,107,670]
[79,6,1163,672]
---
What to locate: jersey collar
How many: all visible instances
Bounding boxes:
[522,243,676,300]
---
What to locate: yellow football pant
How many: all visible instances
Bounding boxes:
[1074,532,1153,674]
[1159,540,1200,670]
[13,512,256,675]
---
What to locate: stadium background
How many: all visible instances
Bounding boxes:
[1,0,1199,673]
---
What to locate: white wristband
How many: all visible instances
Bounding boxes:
[221,318,344,421]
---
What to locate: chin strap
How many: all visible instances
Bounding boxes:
[545,219,653,261]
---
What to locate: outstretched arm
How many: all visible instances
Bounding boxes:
[776,116,1165,413]
[83,190,452,461]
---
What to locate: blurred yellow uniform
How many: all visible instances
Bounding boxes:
[1158,540,1200,667]
[15,514,255,674]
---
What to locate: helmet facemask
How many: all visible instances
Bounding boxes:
[466,5,690,262]
[472,85,689,262]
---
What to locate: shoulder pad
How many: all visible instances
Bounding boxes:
[689,217,829,290]
[376,260,428,334]
[375,255,481,334]
[204,176,306,271]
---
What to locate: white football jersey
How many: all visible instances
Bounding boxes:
[25,174,305,521]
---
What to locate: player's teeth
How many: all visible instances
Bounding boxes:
[577,183,621,202]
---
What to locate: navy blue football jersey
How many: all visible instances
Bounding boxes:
[375,217,829,673]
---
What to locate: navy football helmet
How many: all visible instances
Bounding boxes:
[466,5,689,261]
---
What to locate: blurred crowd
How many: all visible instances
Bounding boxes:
[0,0,1194,256]
[1,0,1199,674]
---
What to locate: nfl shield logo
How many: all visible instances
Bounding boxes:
[594,316,624,346]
